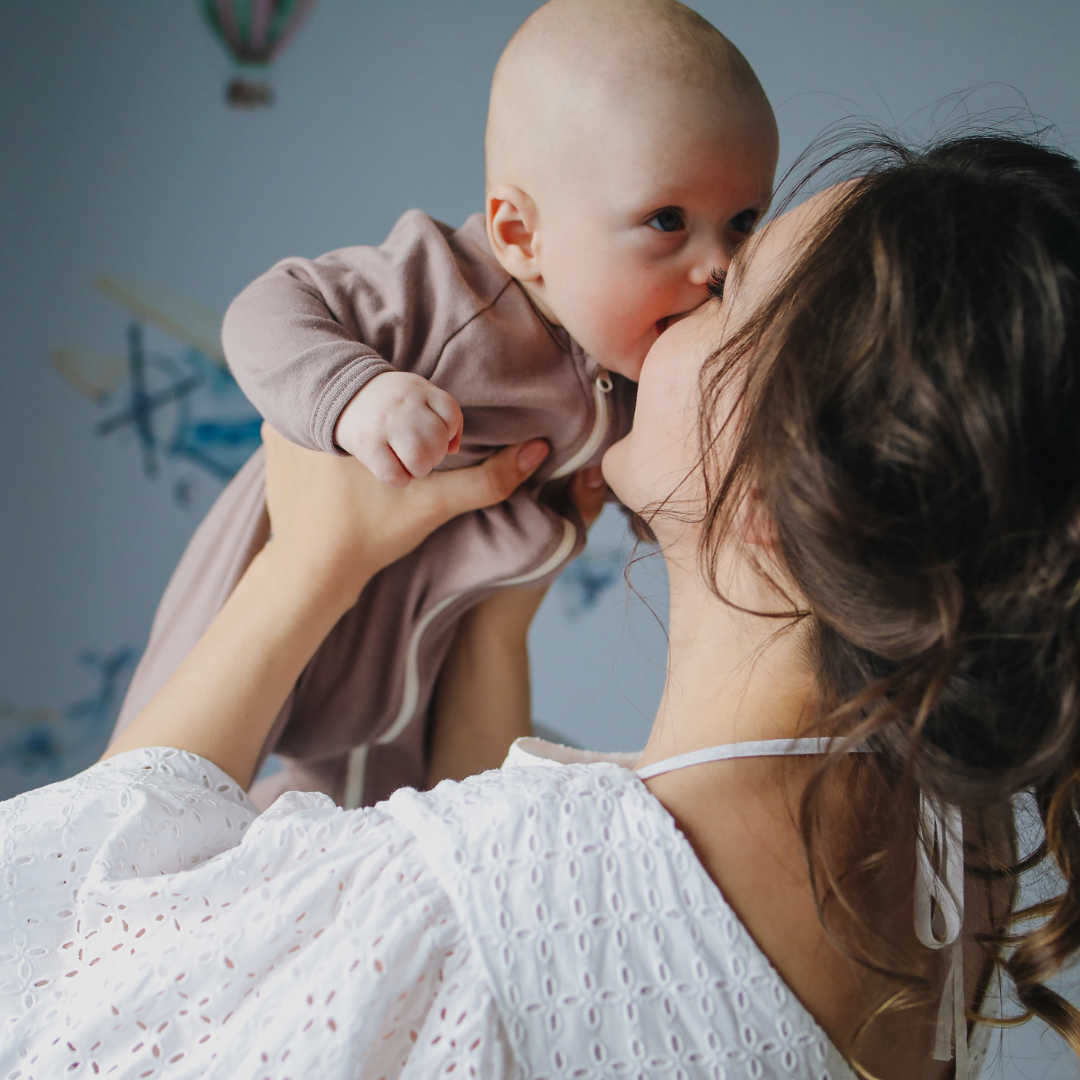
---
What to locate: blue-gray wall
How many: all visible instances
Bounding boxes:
[1,3,1077,1073]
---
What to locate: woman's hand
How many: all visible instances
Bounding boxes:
[263,423,551,609]
[104,428,551,788]
[569,464,607,529]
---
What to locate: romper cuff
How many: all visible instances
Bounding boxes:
[310,355,397,454]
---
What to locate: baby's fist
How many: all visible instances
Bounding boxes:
[334,371,463,487]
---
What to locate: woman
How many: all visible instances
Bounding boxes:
[4,132,1080,1079]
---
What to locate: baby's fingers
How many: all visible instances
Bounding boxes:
[363,442,413,488]
[426,387,464,456]
[390,405,457,478]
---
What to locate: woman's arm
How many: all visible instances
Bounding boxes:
[104,426,550,788]
[427,467,608,785]
[428,585,547,784]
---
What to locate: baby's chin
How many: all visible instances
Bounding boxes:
[599,340,652,382]
[600,436,653,521]
[599,440,630,503]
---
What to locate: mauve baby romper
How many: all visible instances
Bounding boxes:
[111,210,636,809]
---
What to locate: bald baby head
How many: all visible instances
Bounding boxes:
[482,0,778,381]
[486,0,775,192]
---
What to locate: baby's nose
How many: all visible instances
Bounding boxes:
[687,241,732,286]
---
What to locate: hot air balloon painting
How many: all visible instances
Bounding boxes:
[201,0,316,107]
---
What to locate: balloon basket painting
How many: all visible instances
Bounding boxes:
[54,276,263,507]
[201,0,316,107]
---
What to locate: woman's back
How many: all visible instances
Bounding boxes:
[644,750,1015,1080]
[4,736,1016,1080]
[392,750,859,1078]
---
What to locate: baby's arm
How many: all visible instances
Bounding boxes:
[221,216,467,477]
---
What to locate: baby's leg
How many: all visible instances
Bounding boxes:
[426,469,607,785]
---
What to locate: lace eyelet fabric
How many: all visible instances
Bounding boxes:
[1,747,992,1079]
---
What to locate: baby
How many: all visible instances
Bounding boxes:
[111,0,778,809]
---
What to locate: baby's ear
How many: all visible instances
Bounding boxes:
[486,185,541,281]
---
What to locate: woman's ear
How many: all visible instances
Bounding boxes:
[486,185,542,282]
[741,487,778,547]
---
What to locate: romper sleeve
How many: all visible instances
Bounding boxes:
[222,209,473,454]
[0,748,512,1080]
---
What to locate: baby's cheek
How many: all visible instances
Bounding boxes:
[587,293,654,349]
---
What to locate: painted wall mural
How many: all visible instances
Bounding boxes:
[556,546,628,620]
[0,279,269,799]
[0,650,136,801]
[54,277,263,507]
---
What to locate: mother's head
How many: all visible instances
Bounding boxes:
[605,133,1080,1045]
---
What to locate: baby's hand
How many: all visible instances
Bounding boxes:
[334,371,463,487]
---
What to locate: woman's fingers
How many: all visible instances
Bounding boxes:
[569,465,607,528]
[421,440,549,523]
[263,426,552,591]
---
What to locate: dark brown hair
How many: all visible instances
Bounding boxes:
[698,132,1080,1057]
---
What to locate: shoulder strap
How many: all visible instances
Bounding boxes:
[634,737,868,780]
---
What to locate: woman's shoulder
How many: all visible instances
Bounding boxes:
[386,742,654,856]
[1,747,258,885]
[381,740,729,914]
[0,750,512,1079]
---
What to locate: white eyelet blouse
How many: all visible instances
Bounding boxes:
[0,742,993,1079]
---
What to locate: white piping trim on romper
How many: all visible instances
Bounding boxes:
[342,744,368,812]
[550,371,612,479]
[342,517,579,809]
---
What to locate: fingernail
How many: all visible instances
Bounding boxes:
[517,440,549,471]
[582,465,605,489]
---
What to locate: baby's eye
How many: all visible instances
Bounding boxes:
[646,207,685,233]
[728,209,759,235]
